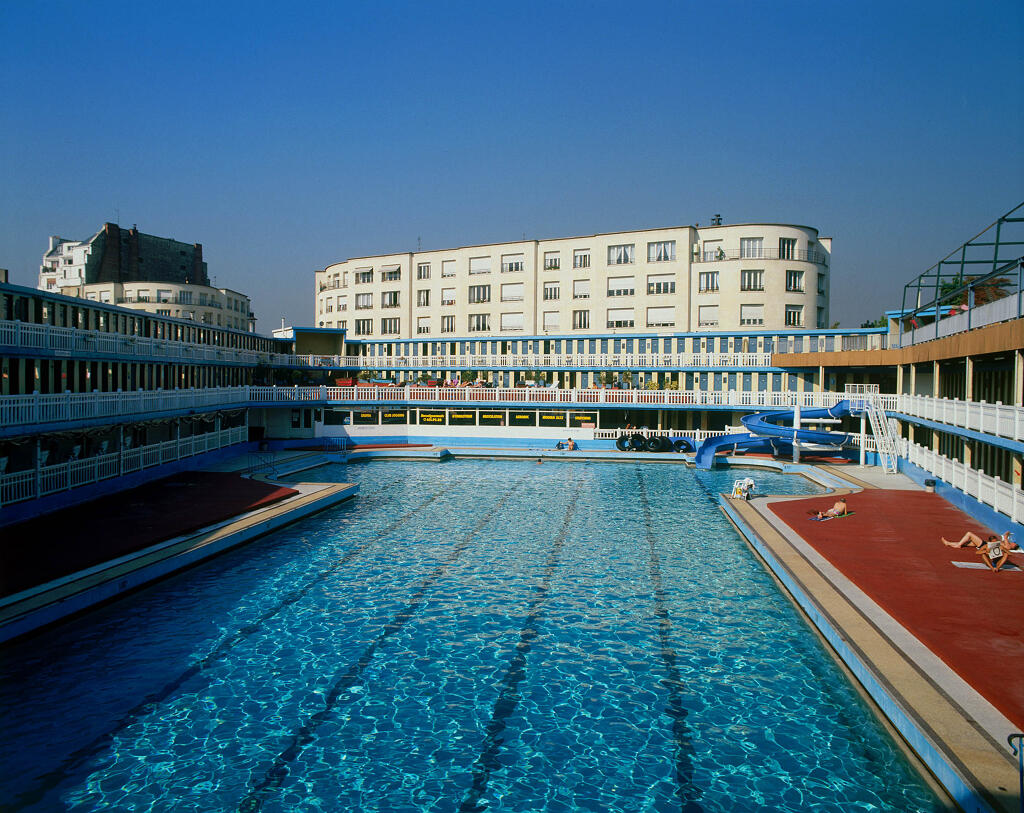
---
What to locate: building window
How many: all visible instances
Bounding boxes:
[355,269,373,284]
[740,304,765,326]
[338,320,346,331]
[417,289,430,307]
[572,309,590,329]
[740,237,763,259]
[647,273,675,295]
[417,263,431,280]
[382,267,401,281]
[543,251,560,270]
[786,269,804,292]
[469,256,492,275]
[441,287,456,306]
[501,282,524,302]
[646,306,675,327]
[606,276,635,297]
[647,241,675,262]
[381,317,400,334]
[572,279,591,299]
[606,308,635,329]
[417,316,430,334]
[500,312,524,331]
[698,305,719,327]
[326,302,333,312]
[817,307,826,329]
[441,315,455,333]
[441,260,456,277]
[355,319,372,336]
[355,293,372,309]
[740,269,764,291]
[817,273,826,295]
[698,271,719,292]
[381,291,400,308]
[337,296,347,311]
[573,249,590,269]
[779,238,796,260]
[468,313,490,332]
[543,281,560,301]
[468,285,491,304]
[608,244,634,265]
[543,311,560,331]
[785,305,803,327]
[501,253,525,273]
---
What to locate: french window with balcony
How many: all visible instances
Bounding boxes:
[380,317,400,334]
[543,251,560,270]
[417,263,431,280]
[543,282,560,301]
[740,270,764,291]
[572,309,590,329]
[417,317,430,334]
[698,271,719,292]
[501,254,525,273]
[698,305,719,327]
[441,287,456,306]
[355,293,372,309]
[740,304,764,326]
[740,237,763,259]
[417,289,430,307]
[355,269,373,284]
[572,279,591,299]
[500,312,524,331]
[543,311,560,330]
[468,314,490,332]
[607,276,635,297]
[785,269,804,292]
[647,273,675,295]
[817,273,826,295]
[647,240,675,262]
[355,319,372,335]
[382,267,401,281]
[646,306,675,327]
[468,285,491,304]
[381,291,400,308]
[573,249,590,269]
[441,260,456,277]
[501,282,524,302]
[779,238,796,260]
[606,308,635,328]
[441,315,455,333]
[469,257,492,275]
[608,244,634,265]
[785,305,803,327]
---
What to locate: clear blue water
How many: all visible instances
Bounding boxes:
[0,460,942,812]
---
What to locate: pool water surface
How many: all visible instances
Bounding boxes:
[0,460,943,811]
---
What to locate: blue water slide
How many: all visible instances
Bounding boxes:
[694,400,853,469]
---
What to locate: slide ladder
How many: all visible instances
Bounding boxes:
[846,384,899,474]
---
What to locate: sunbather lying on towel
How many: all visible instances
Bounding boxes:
[978,535,1014,572]
[942,530,1017,551]
[816,497,848,519]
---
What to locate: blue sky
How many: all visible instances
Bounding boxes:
[2,0,1021,329]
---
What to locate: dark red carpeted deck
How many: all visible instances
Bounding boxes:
[0,472,297,598]
[770,491,1024,729]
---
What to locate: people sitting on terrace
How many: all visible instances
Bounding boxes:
[816,497,849,519]
[554,441,565,451]
[942,530,1017,551]
[566,438,577,451]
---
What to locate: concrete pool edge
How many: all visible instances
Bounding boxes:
[0,481,358,644]
[720,495,1017,813]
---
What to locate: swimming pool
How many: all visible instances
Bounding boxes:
[0,460,942,811]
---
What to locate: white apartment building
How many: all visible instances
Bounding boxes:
[39,236,92,290]
[314,222,830,338]
[64,281,255,331]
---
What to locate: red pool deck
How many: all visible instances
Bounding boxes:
[0,472,297,598]
[770,491,1024,731]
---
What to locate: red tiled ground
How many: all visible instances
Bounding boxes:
[0,472,297,598]
[770,491,1024,730]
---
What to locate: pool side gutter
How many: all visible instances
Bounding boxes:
[720,495,1017,813]
[0,481,358,645]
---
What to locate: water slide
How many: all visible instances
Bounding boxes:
[694,400,853,469]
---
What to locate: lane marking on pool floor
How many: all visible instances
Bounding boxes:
[636,471,704,813]
[457,475,583,813]
[237,474,532,813]
[10,478,445,810]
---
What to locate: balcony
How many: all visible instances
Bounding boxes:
[696,248,827,265]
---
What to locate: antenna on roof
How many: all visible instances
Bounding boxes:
[711,213,723,226]
[417,236,421,251]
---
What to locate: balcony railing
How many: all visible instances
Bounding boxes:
[0,426,247,508]
[897,394,1024,443]
[696,248,827,265]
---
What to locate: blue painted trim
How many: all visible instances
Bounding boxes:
[898,458,1024,539]
[890,413,1024,455]
[0,405,244,440]
[720,498,987,812]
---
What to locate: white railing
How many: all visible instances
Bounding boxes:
[592,428,731,443]
[340,352,775,370]
[0,387,249,429]
[247,385,857,410]
[0,426,247,508]
[897,295,1023,347]
[897,394,1024,443]
[905,440,1023,523]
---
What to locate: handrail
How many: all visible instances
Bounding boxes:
[1008,733,1023,813]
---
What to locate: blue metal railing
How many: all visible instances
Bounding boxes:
[1010,733,1023,813]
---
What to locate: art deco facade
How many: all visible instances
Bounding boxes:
[314,222,831,338]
